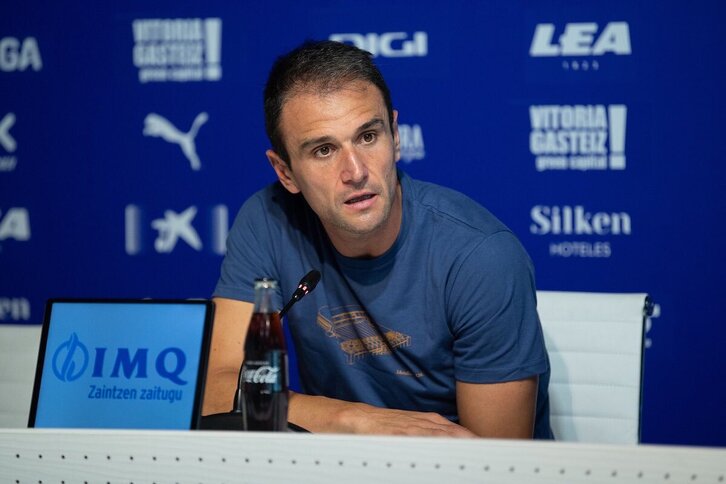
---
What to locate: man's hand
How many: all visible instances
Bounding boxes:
[289,392,475,438]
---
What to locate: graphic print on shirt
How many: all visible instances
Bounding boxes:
[316,305,411,365]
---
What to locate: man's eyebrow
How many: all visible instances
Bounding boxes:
[299,135,335,152]
[357,118,386,132]
[297,118,387,152]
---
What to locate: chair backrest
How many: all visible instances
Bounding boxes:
[0,324,41,428]
[536,291,647,444]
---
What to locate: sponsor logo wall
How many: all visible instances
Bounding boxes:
[1,1,724,446]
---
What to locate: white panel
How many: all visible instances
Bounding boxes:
[0,325,41,429]
[1,429,724,484]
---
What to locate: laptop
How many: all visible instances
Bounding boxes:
[28,298,214,430]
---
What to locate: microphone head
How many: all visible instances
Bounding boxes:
[299,270,321,296]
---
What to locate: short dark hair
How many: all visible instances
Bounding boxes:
[264,40,394,165]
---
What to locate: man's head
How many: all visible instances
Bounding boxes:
[263,40,402,258]
[264,40,394,166]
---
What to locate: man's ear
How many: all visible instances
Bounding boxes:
[266,150,301,194]
[392,110,401,162]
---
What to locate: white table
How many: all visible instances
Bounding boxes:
[1,429,724,483]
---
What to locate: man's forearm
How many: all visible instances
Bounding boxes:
[201,368,239,415]
[288,391,475,437]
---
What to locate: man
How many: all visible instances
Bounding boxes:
[204,40,552,439]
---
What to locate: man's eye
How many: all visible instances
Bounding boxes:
[315,146,331,157]
[361,132,376,143]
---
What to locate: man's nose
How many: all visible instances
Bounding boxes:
[340,147,368,185]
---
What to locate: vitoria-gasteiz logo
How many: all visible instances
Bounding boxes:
[51,332,188,385]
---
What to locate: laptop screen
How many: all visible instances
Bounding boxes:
[28,299,214,430]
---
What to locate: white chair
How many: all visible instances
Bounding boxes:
[0,324,42,428]
[536,291,650,444]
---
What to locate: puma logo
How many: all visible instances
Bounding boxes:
[143,112,209,170]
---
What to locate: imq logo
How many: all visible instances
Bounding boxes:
[330,31,427,58]
[0,37,42,72]
[529,104,627,171]
[0,112,17,172]
[52,332,188,385]
[530,22,631,70]
[132,18,222,83]
[0,207,31,242]
[530,205,632,258]
[125,204,228,255]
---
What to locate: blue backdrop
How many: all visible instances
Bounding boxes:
[1,1,724,446]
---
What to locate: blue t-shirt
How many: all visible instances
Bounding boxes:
[214,170,553,439]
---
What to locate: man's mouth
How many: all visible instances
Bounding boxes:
[345,194,375,205]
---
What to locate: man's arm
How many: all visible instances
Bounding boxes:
[202,297,254,415]
[456,377,538,438]
[203,297,474,437]
[289,391,475,437]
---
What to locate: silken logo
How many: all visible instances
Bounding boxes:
[530,205,632,259]
[125,204,228,255]
[530,205,632,235]
[143,112,208,171]
[51,333,188,385]
[329,32,427,58]
[0,207,31,241]
[0,37,42,72]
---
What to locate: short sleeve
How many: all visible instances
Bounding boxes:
[213,193,281,303]
[447,231,548,383]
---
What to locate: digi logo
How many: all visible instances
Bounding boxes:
[330,32,428,58]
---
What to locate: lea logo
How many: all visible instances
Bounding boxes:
[530,22,631,57]
[330,32,427,58]
[0,37,42,72]
[52,332,188,385]
[0,207,31,241]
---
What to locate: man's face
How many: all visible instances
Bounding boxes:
[268,80,401,255]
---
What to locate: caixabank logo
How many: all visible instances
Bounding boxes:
[124,204,227,256]
[530,204,632,258]
[132,18,222,83]
[529,104,627,171]
[529,21,631,71]
[0,112,17,172]
[52,332,188,403]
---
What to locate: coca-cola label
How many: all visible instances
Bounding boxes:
[243,365,279,384]
[241,351,287,393]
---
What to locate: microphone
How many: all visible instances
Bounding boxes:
[279,269,321,318]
